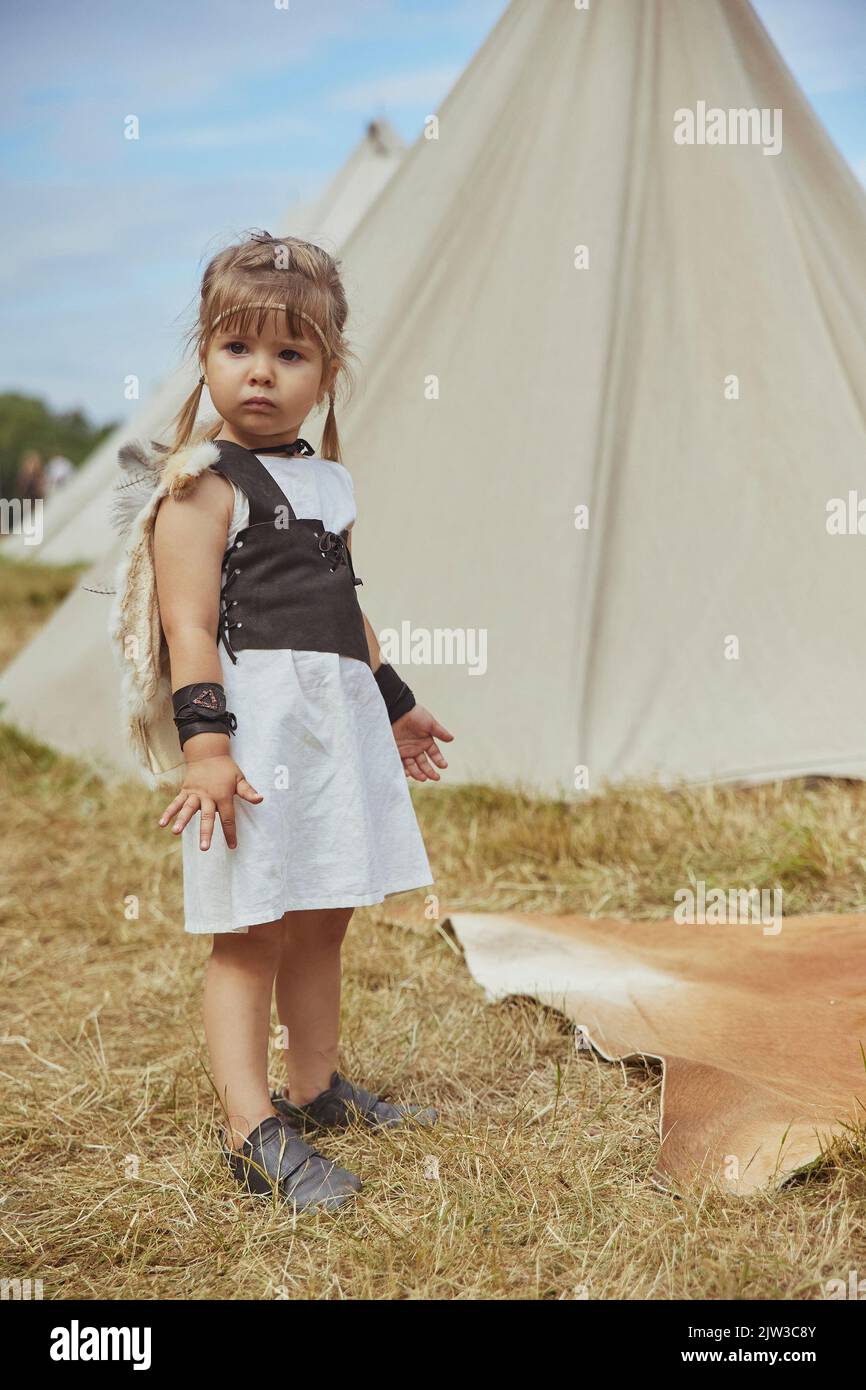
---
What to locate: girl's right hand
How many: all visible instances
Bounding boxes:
[157,755,263,850]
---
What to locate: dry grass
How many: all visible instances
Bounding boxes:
[1,560,865,1299]
[0,552,84,654]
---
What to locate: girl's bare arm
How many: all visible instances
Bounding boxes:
[153,469,234,758]
[153,470,262,849]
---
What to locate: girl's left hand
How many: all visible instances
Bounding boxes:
[392,705,454,781]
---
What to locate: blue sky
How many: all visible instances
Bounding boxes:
[1,0,864,426]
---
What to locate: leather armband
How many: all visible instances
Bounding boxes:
[373,662,416,724]
[172,682,238,748]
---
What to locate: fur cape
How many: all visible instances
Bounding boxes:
[106,436,222,790]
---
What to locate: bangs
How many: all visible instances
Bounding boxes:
[205,276,332,356]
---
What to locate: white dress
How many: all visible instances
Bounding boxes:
[181,450,434,934]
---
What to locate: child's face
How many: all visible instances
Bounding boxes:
[203,311,334,445]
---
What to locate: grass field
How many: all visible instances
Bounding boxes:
[2,556,865,1300]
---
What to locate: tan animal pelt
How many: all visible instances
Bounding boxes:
[378,903,866,1196]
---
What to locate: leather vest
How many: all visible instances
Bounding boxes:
[207,439,370,668]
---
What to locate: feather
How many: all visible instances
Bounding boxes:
[109,439,169,542]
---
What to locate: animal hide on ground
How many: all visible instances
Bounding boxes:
[379,902,866,1196]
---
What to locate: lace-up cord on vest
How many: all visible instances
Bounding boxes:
[314,528,363,586]
[316,529,348,573]
[218,551,243,665]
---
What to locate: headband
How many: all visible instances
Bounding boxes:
[209,302,330,358]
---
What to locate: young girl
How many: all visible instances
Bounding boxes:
[110,231,453,1213]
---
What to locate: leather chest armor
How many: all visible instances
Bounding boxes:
[207,439,370,668]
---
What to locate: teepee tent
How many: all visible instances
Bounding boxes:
[0,120,406,779]
[1,119,405,569]
[3,0,866,799]
[329,0,866,796]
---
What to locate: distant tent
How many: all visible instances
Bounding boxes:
[1,119,405,568]
[3,0,866,799]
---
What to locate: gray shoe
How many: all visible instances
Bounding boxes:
[271,1071,439,1133]
[220,1114,362,1212]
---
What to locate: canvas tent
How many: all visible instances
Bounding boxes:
[2,0,866,799]
[326,0,866,797]
[1,119,405,569]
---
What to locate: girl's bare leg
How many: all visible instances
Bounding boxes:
[203,918,284,1151]
[274,907,354,1105]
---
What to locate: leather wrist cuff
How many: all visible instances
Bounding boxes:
[176,721,234,749]
[172,682,237,747]
[373,662,416,724]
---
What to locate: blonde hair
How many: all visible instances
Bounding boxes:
[170,230,358,462]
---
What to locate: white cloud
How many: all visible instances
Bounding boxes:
[0,0,384,118]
